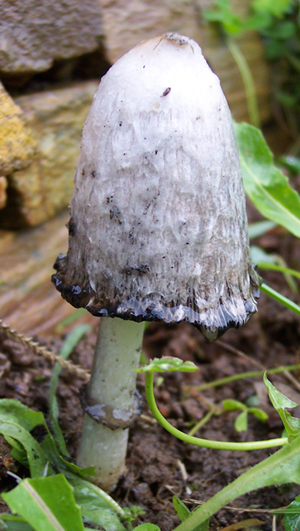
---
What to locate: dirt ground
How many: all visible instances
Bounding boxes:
[0,200,300,530]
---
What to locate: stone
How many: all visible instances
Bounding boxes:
[0,81,98,228]
[100,0,271,123]
[0,0,103,75]
[0,82,36,175]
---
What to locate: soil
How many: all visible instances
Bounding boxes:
[0,202,300,531]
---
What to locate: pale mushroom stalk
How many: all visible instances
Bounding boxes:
[77,318,145,492]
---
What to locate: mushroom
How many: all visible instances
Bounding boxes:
[52,33,261,491]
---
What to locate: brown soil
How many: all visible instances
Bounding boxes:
[0,209,300,531]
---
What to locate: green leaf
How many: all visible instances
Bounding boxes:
[2,475,84,531]
[252,0,293,17]
[251,245,277,264]
[134,525,161,531]
[263,373,298,410]
[173,436,300,531]
[0,514,35,531]
[234,411,248,432]
[248,408,268,422]
[173,496,190,522]
[248,220,277,239]
[41,435,95,480]
[56,309,87,333]
[0,421,49,478]
[234,122,300,237]
[282,496,300,531]
[136,357,198,374]
[0,400,46,432]
[281,411,300,436]
[222,399,246,412]
[49,325,90,456]
[68,476,125,531]
[278,155,300,176]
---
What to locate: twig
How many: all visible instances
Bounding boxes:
[0,319,90,381]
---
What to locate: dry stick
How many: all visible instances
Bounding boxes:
[216,340,266,370]
[216,340,295,388]
[0,319,90,381]
[0,318,152,426]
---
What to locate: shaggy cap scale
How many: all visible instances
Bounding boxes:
[52,33,261,341]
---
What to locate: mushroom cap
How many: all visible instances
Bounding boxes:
[52,33,261,341]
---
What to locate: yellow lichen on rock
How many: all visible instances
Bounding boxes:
[0,82,36,175]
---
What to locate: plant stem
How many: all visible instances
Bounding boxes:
[258,263,300,280]
[188,407,217,437]
[173,435,300,531]
[226,37,260,128]
[77,318,145,492]
[187,363,300,392]
[145,372,288,451]
[261,283,300,316]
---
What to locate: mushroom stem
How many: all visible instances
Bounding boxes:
[76,317,145,492]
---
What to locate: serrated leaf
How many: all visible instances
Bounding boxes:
[234,122,300,237]
[234,411,248,432]
[173,496,190,522]
[2,475,84,531]
[136,357,198,374]
[263,374,298,410]
[222,399,246,412]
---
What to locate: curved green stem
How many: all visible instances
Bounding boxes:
[261,283,300,316]
[187,363,300,392]
[145,372,287,451]
[259,263,300,280]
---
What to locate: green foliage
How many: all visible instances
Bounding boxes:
[264,373,300,437]
[274,495,300,531]
[49,324,91,456]
[205,0,300,123]
[0,398,138,531]
[173,435,300,531]
[133,525,160,531]
[278,155,300,175]
[136,357,198,374]
[248,220,277,239]
[173,497,190,522]
[204,0,294,37]
[222,399,268,432]
[2,475,84,531]
[234,121,300,237]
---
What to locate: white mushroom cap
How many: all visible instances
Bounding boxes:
[52,33,260,341]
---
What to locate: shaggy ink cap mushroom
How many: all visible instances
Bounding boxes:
[52,32,261,342]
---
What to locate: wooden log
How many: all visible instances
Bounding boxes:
[0,210,95,336]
